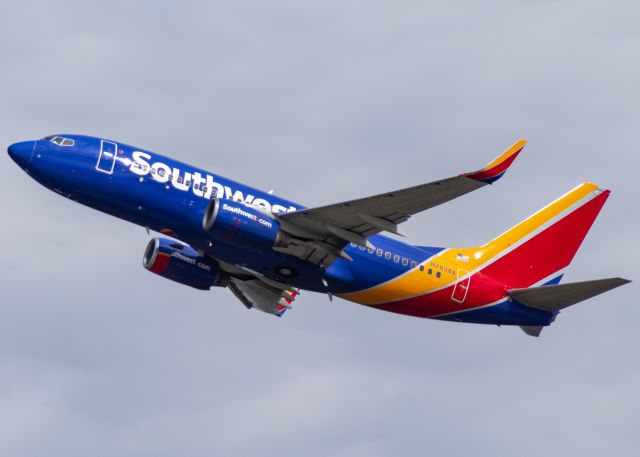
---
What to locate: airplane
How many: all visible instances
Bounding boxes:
[7,135,629,337]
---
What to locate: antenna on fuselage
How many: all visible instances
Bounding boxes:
[321,278,333,301]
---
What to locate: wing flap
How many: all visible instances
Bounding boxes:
[228,277,300,317]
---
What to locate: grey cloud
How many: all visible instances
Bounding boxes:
[1,1,638,456]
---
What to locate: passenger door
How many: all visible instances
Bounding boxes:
[96,140,118,174]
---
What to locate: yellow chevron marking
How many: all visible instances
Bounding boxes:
[483,139,527,170]
[340,182,599,305]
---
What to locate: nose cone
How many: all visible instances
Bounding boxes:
[8,141,36,171]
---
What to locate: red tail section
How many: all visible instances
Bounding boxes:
[478,183,610,288]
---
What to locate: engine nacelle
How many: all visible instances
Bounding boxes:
[202,199,290,248]
[143,238,224,290]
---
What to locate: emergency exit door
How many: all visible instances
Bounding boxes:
[451,268,470,303]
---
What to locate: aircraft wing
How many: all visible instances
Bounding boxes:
[276,140,526,266]
[228,276,300,317]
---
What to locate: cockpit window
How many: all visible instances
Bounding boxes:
[41,136,75,147]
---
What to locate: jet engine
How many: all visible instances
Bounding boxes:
[202,199,291,249]
[143,238,226,290]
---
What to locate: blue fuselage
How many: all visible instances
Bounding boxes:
[9,135,440,294]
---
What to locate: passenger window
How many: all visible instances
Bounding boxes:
[428,268,433,275]
[385,252,391,260]
[367,247,374,254]
[376,249,383,257]
[411,261,417,268]
[419,265,424,272]
[402,258,408,266]
[393,255,400,263]
[436,271,441,278]
[359,245,366,251]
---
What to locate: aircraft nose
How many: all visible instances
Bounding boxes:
[8,140,35,170]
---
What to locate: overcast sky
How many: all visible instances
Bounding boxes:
[1,1,638,456]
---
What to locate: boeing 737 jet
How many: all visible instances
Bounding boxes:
[8,135,629,336]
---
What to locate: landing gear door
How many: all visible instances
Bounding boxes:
[96,140,118,174]
[451,268,470,303]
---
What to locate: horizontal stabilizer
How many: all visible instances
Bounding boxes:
[508,277,630,312]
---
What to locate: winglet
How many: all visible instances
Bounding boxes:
[464,139,527,184]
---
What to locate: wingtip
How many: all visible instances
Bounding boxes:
[486,138,527,167]
[464,139,527,184]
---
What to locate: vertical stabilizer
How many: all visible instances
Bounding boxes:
[475,182,610,289]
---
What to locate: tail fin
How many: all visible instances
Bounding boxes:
[473,182,610,288]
